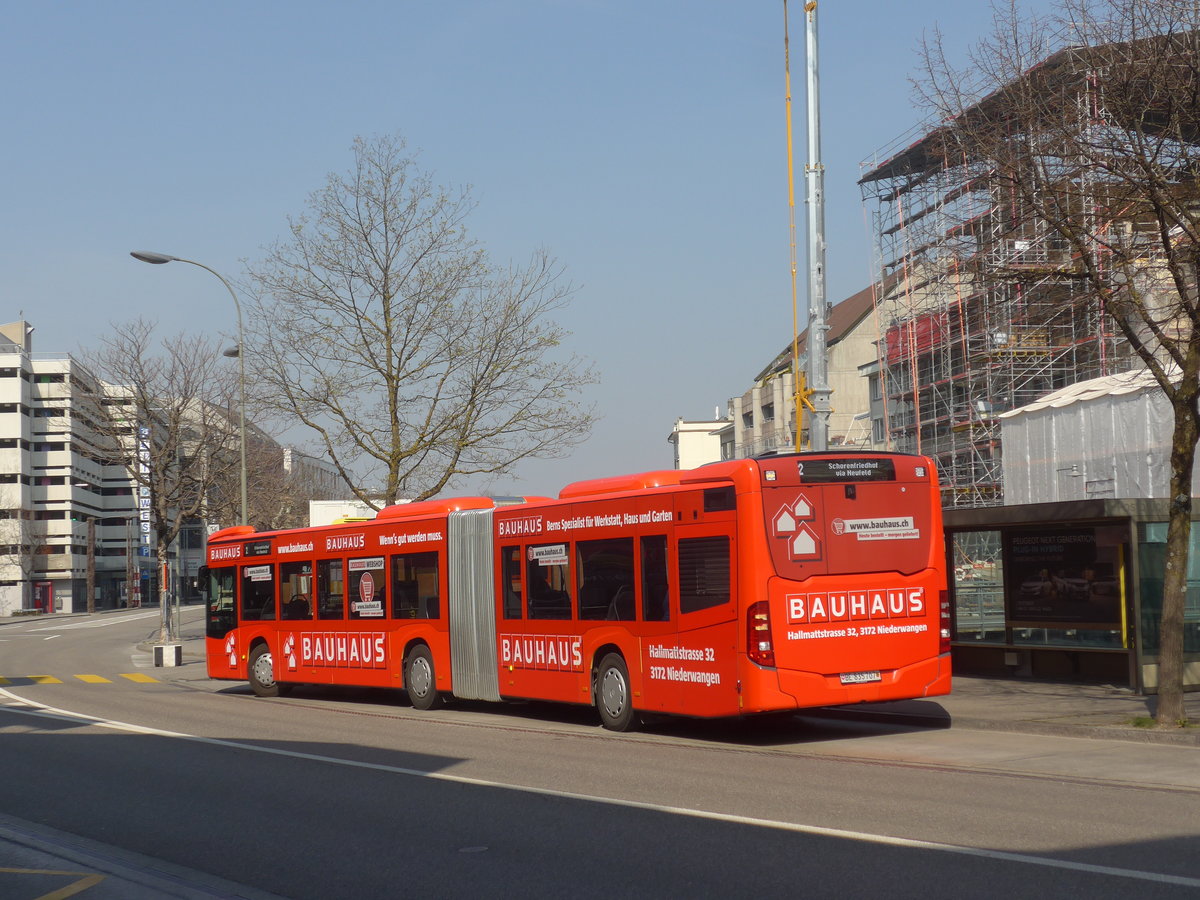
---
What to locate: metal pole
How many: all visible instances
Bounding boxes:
[804,0,831,450]
[784,0,805,451]
[85,516,95,613]
[130,252,249,526]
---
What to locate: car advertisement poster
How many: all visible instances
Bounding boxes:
[1004,527,1124,627]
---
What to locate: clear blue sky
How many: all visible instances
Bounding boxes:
[1,0,1052,497]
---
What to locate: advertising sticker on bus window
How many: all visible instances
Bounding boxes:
[245,565,272,582]
[528,544,569,566]
[348,556,385,572]
[354,571,384,617]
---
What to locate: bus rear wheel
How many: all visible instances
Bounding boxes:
[405,645,443,711]
[595,653,638,732]
[248,644,280,698]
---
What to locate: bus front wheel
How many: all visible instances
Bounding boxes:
[595,653,638,732]
[405,646,443,711]
[248,644,280,698]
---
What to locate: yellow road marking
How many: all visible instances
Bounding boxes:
[120,673,159,683]
[0,868,105,898]
[0,674,160,684]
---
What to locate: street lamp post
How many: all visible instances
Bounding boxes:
[130,251,249,528]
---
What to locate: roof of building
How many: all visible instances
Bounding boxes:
[754,282,881,382]
[999,367,1163,418]
[860,33,1199,185]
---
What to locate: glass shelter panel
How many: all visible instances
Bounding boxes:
[1138,523,1200,655]
[951,530,1005,643]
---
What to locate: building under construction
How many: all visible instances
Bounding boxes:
[853,41,1185,508]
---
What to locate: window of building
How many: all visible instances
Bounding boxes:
[577,538,634,621]
[678,536,731,613]
[391,551,440,619]
[872,417,886,444]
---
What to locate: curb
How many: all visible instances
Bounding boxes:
[805,706,1200,746]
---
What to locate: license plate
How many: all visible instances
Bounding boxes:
[839,670,881,685]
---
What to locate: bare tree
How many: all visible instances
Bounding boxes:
[87,320,242,640]
[244,134,597,508]
[0,489,48,615]
[916,0,1199,724]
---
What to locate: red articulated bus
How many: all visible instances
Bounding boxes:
[203,452,951,731]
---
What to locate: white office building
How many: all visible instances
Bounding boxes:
[0,321,152,615]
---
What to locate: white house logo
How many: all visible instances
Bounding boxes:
[224,633,237,667]
[283,634,297,670]
[773,496,821,560]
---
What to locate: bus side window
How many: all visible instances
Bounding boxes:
[392,551,440,619]
[527,544,571,620]
[678,536,731,613]
[501,546,523,620]
[280,560,313,620]
[240,565,276,621]
[576,538,634,621]
[640,535,670,622]
[318,559,345,620]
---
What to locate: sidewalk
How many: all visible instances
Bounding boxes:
[817,675,1200,746]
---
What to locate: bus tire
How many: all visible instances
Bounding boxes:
[248,643,280,698]
[405,645,443,711]
[595,653,638,732]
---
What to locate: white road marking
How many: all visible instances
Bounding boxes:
[0,688,1197,889]
[29,611,162,632]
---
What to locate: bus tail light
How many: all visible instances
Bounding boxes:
[747,601,776,668]
[939,589,951,655]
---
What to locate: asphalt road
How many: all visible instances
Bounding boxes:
[1,609,1198,898]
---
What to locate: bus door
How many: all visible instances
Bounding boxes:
[204,564,238,679]
[496,539,584,705]
[642,487,739,717]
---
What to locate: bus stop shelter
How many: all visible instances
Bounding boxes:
[945,498,1200,693]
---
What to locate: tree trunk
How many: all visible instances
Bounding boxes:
[157,539,173,644]
[1158,400,1198,725]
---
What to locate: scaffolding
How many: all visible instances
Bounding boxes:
[858,52,1141,509]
